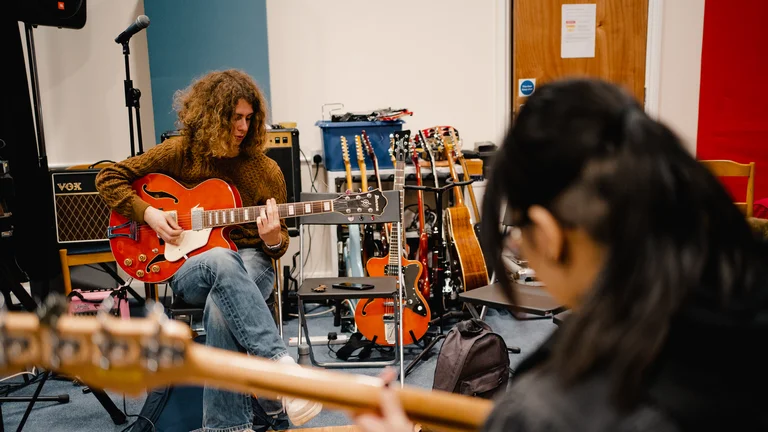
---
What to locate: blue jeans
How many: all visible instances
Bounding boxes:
[171,247,288,432]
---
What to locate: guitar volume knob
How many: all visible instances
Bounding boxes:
[136,270,145,278]
[151,265,160,273]
[123,258,133,267]
[138,254,147,262]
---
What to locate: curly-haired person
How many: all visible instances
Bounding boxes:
[96,69,322,432]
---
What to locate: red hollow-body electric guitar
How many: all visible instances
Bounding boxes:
[107,173,387,283]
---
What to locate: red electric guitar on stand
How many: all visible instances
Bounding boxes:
[107,174,387,283]
[410,137,431,300]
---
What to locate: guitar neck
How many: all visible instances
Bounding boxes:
[199,200,334,229]
[457,154,481,222]
[358,160,368,191]
[388,161,406,268]
[188,343,491,432]
[444,150,464,206]
[344,160,353,191]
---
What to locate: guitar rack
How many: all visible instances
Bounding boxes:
[402,177,475,377]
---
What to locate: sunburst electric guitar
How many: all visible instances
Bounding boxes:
[107,173,386,283]
[0,300,492,432]
[354,131,431,346]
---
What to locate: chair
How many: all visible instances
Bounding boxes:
[700,159,756,218]
[297,190,404,370]
[167,257,284,337]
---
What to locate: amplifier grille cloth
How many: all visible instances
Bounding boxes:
[55,194,110,242]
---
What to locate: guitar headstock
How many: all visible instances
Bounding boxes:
[390,130,411,164]
[433,127,448,159]
[361,131,378,162]
[341,136,350,164]
[333,189,388,217]
[446,127,462,158]
[417,130,436,164]
[410,135,420,165]
[0,296,194,396]
[354,135,365,165]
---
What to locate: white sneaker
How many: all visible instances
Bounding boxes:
[277,356,323,426]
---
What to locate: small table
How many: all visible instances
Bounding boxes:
[553,310,572,326]
[297,277,400,368]
[458,282,566,320]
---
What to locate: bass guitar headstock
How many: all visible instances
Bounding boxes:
[0,296,194,396]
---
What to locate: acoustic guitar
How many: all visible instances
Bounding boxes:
[435,131,489,292]
[0,298,492,432]
[107,173,387,283]
[354,131,431,346]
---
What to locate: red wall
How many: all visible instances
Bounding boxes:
[696,0,768,204]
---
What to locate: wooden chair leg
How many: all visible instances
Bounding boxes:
[59,249,73,295]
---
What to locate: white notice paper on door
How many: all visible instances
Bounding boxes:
[561,4,597,58]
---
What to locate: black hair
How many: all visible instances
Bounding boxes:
[481,78,767,407]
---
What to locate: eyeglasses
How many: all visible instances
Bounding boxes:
[504,226,524,259]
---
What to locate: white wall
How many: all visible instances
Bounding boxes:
[19,0,156,168]
[266,0,508,276]
[655,0,706,154]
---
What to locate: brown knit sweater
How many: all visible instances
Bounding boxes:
[95,136,289,259]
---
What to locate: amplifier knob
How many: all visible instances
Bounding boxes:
[138,254,147,262]
[151,265,160,273]
[124,258,133,267]
[136,270,145,278]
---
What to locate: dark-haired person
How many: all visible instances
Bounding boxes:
[96,69,321,431]
[356,78,768,432]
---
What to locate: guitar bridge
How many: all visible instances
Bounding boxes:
[107,220,137,241]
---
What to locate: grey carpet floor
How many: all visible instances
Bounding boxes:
[1,304,556,431]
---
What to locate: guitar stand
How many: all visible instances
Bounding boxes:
[402,179,474,378]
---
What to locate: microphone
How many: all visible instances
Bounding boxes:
[114,15,150,44]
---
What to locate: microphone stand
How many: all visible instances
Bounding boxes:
[121,41,144,157]
[117,39,155,304]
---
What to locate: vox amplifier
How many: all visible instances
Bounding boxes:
[50,168,110,246]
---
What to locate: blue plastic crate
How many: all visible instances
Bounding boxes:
[316,120,404,171]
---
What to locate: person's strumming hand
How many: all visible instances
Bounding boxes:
[257,198,282,247]
[355,368,415,432]
[144,206,183,246]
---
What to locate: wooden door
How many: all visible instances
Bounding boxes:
[512,0,649,117]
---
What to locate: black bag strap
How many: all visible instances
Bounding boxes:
[335,332,373,361]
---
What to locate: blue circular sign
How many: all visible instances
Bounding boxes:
[520,80,535,96]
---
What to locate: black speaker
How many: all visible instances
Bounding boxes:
[265,128,302,236]
[14,0,87,29]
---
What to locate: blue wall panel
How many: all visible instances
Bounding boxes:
[144,0,271,143]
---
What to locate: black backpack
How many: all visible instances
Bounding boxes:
[432,319,510,399]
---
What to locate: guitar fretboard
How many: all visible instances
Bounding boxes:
[202,200,334,228]
[387,161,406,270]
